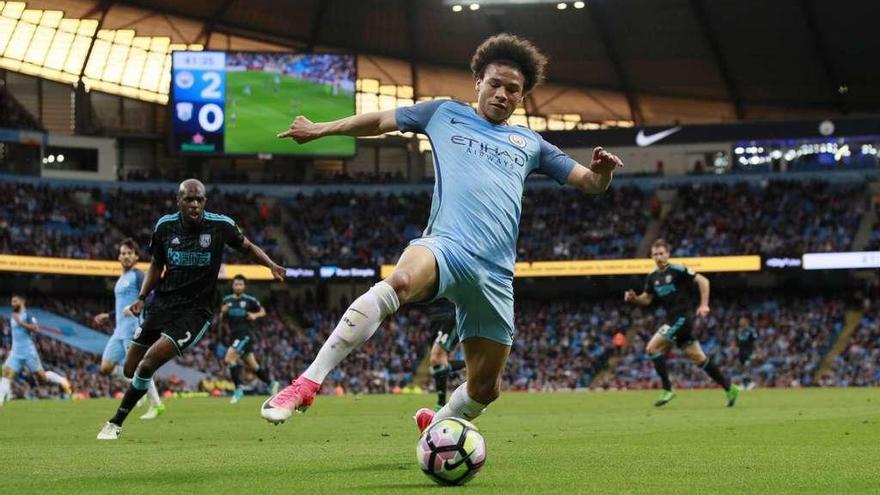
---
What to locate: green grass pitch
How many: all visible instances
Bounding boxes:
[2,388,878,494]
[224,70,355,156]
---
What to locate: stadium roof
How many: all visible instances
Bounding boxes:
[25,0,880,124]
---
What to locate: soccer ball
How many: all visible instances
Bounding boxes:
[416,417,486,485]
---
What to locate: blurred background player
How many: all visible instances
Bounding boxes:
[426,299,465,411]
[219,274,278,404]
[0,295,71,404]
[625,239,739,407]
[93,238,165,419]
[736,317,758,390]
[97,179,285,439]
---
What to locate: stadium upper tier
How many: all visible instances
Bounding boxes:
[0,172,874,265]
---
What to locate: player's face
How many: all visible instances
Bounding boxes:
[118,245,137,269]
[739,317,749,329]
[651,246,669,268]
[232,279,245,295]
[475,63,525,124]
[10,296,22,311]
[178,187,206,223]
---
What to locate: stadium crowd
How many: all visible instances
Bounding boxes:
[659,180,866,256]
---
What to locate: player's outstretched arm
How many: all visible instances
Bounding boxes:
[277,110,398,144]
[566,147,623,194]
[241,237,286,282]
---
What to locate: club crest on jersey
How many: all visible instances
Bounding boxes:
[666,274,672,283]
[240,301,246,308]
[508,134,527,148]
[199,234,212,248]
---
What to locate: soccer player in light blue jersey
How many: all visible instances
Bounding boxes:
[262,34,623,429]
[0,294,71,404]
[93,239,165,419]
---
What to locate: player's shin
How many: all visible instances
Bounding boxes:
[302,281,399,384]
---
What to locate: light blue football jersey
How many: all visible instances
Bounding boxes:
[396,100,576,274]
[113,268,144,338]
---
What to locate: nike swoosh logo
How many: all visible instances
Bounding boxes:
[450,118,470,126]
[635,126,682,147]
[442,450,474,471]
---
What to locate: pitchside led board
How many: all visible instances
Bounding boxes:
[170,51,356,157]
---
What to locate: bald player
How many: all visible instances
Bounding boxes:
[97,179,286,440]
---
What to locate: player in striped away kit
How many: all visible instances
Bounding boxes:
[97,179,285,440]
[264,33,624,433]
[625,239,740,407]
[220,274,278,404]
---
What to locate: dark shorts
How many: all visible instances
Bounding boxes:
[133,309,212,356]
[738,347,754,365]
[229,332,254,355]
[656,315,696,348]
[430,307,459,354]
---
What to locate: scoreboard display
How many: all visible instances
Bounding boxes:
[171,51,227,153]
[170,51,356,157]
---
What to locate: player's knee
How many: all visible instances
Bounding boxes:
[135,360,158,378]
[385,270,413,301]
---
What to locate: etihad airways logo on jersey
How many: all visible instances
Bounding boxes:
[167,248,211,266]
[450,135,528,168]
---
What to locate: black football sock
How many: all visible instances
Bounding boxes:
[650,352,672,391]
[432,364,450,406]
[254,366,271,385]
[109,373,151,426]
[701,355,731,391]
[229,364,243,388]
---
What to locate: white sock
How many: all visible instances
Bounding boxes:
[113,366,131,384]
[302,281,399,384]
[146,379,162,407]
[433,382,488,423]
[0,377,11,400]
[45,370,67,386]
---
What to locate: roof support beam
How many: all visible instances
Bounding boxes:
[585,2,642,125]
[688,0,745,119]
[305,1,330,52]
[405,0,419,98]
[200,0,236,47]
[800,0,846,113]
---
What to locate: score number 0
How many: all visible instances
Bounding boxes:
[199,71,224,133]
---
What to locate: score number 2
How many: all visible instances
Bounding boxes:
[199,71,223,132]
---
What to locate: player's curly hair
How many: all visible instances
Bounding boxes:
[470,33,547,93]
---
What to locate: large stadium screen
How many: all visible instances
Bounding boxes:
[170,51,356,157]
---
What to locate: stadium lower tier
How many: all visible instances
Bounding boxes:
[2,291,878,401]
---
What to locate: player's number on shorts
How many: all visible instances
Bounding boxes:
[177,331,192,348]
[658,325,671,337]
[201,72,222,99]
[437,332,449,345]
